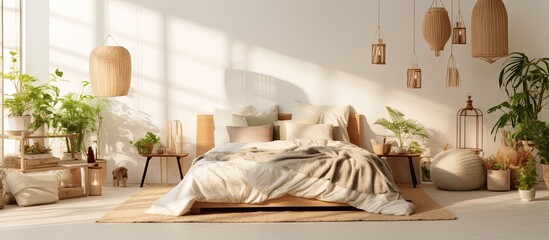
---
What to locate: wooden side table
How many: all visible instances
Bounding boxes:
[140,153,189,187]
[375,153,420,188]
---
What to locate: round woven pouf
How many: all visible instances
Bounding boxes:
[431,149,486,191]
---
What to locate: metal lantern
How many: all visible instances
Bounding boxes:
[452,1,466,45]
[407,0,421,89]
[422,1,451,57]
[456,95,483,154]
[371,0,386,65]
[89,45,132,97]
[471,0,508,64]
[89,164,103,196]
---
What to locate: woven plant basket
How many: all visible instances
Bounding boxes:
[423,7,451,57]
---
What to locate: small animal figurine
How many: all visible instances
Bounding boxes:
[112,167,128,187]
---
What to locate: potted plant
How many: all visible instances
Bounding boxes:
[516,156,538,201]
[1,51,62,132]
[374,106,429,154]
[523,120,549,189]
[130,132,161,156]
[51,81,100,156]
[483,155,511,191]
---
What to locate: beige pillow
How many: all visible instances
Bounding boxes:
[274,118,319,140]
[214,105,278,146]
[292,100,350,142]
[226,124,274,143]
[232,112,278,127]
[284,122,333,141]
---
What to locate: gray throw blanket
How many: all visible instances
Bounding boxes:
[199,145,400,196]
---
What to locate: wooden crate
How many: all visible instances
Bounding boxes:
[58,187,85,200]
[4,156,61,169]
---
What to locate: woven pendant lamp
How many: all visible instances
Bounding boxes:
[90,45,131,96]
[422,0,451,57]
[407,0,421,89]
[371,0,386,65]
[471,0,508,64]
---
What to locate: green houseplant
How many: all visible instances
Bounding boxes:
[1,51,62,131]
[516,156,538,201]
[522,120,549,189]
[374,106,429,153]
[483,155,511,191]
[51,81,100,154]
[130,132,160,156]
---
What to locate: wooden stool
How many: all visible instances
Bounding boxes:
[140,153,189,187]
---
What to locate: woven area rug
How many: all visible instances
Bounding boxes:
[97,185,456,223]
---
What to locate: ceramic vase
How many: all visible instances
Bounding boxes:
[518,189,535,201]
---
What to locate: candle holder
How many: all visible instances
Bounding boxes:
[89,164,103,196]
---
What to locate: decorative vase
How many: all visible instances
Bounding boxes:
[543,164,549,190]
[518,189,535,201]
[487,169,510,191]
[155,144,166,154]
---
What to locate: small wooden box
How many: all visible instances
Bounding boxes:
[58,187,85,200]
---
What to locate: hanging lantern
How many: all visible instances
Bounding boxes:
[446,54,460,87]
[89,164,103,196]
[456,95,483,154]
[371,0,386,65]
[422,1,451,57]
[471,0,508,64]
[371,30,386,65]
[89,45,132,97]
[452,1,466,44]
[407,0,421,89]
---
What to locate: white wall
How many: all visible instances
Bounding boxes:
[23,0,549,184]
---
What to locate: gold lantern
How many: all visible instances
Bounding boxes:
[456,95,483,154]
[452,0,466,44]
[407,0,422,89]
[89,164,103,196]
[89,42,132,97]
[371,0,386,65]
[422,0,451,57]
[471,0,508,64]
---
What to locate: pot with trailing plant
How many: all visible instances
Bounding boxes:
[483,155,511,191]
[130,132,161,156]
[516,156,538,201]
[1,51,62,133]
[523,120,549,189]
[51,81,100,159]
[374,106,429,154]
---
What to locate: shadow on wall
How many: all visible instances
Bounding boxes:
[101,100,159,169]
[424,129,451,158]
[224,69,307,110]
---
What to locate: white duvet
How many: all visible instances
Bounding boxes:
[146,139,414,216]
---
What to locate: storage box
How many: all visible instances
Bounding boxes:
[4,156,60,169]
[58,187,85,200]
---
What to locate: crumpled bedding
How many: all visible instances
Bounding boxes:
[146,139,414,216]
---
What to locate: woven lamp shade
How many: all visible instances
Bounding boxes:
[89,46,132,96]
[471,0,508,64]
[422,7,451,57]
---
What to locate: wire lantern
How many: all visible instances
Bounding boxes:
[456,95,483,154]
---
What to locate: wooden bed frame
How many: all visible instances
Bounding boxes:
[191,113,361,213]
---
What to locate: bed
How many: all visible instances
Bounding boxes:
[146,112,414,216]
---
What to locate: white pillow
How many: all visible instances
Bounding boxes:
[274,118,319,140]
[292,100,350,142]
[6,172,60,207]
[284,122,333,141]
[213,105,278,146]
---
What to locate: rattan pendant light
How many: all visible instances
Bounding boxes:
[471,0,508,64]
[89,0,132,97]
[371,0,386,65]
[452,0,466,44]
[447,0,460,87]
[407,0,422,89]
[422,0,451,57]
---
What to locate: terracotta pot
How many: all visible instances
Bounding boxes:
[543,164,549,190]
[518,189,535,201]
[487,169,510,191]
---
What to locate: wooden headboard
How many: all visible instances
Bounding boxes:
[196,113,361,156]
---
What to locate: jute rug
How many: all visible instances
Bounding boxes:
[97,185,456,223]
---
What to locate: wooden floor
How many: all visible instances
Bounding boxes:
[1,183,548,240]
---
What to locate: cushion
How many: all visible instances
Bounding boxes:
[213,105,278,146]
[226,124,274,143]
[232,111,278,127]
[274,118,320,140]
[6,172,60,206]
[292,100,350,142]
[284,122,333,141]
[430,149,486,191]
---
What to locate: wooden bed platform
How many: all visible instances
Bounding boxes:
[192,112,362,213]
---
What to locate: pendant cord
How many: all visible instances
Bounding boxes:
[377,0,380,28]
[451,0,454,54]
[106,0,110,36]
[413,0,416,53]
